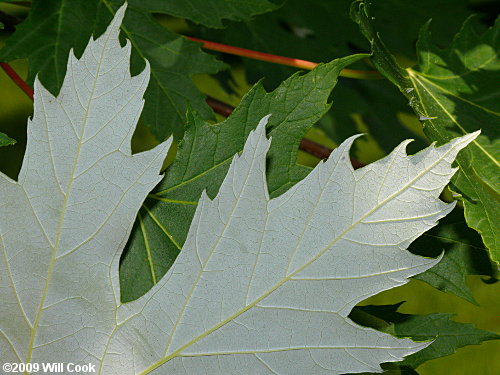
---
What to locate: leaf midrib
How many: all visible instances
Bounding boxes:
[161,130,267,358]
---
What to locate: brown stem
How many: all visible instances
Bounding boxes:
[0,62,34,100]
[187,36,382,80]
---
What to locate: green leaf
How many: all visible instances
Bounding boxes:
[0,0,225,139]
[0,132,15,146]
[409,209,494,304]
[354,304,500,369]
[352,1,500,266]
[411,18,500,265]
[120,53,367,302]
[135,0,279,29]
[0,0,100,92]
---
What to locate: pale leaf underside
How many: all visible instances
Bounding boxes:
[0,5,479,375]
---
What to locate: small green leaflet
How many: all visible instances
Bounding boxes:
[352,1,500,266]
[0,132,16,146]
[0,7,480,373]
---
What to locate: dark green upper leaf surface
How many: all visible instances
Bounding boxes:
[0,0,225,139]
[135,0,279,28]
[353,304,500,369]
[196,0,365,88]
[352,1,500,265]
[120,55,365,301]
[395,314,499,369]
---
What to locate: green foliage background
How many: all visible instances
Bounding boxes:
[0,0,498,373]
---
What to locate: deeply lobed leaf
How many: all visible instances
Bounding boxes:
[0,6,481,374]
[0,5,170,366]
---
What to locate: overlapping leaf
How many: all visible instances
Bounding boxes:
[120,53,366,301]
[351,1,500,265]
[0,8,481,373]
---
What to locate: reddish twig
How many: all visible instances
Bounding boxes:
[0,62,34,100]
[187,36,382,80]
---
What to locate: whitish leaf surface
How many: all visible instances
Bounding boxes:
[0,6,479,375]
[0,5,170,369]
